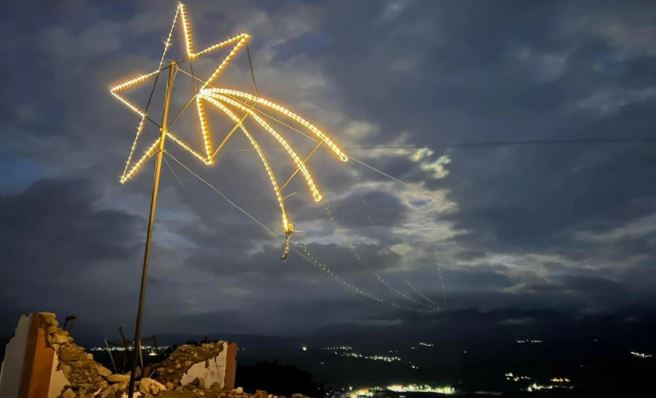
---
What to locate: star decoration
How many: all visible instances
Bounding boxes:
[109,2,348,239]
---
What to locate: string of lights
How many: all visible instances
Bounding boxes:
[352,171,440,309]
[110,4,355,396]
[217,94,455,214]
[206,93,323,202]
[434,252,448,305]
[110,2,349,237]
[164,151,439,314]
[404,280,439,309]
[164,151,387,304]
[200,97,291,234]
[209,95,443,311]
[111,3,183,182]
[322,202,427,308]
[200,88,349,162]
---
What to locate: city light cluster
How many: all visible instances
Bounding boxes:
[341,352,401,363]
[89,345,168,352]
[346,384,455,398]
[527,382,573,392]
[386,384,455,394]
[505,372,531,382]
[323,346,353,351]
[630,351,653,359]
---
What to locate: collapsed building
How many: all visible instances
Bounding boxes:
[0,313,304,398]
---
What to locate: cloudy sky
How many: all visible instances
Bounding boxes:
[1,0,655,340]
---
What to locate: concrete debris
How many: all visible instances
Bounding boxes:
[42,313,118,397]
[41,313,305,398]
[140,377,167,395]
[150,342,225,388]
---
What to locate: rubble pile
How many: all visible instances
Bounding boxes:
[158,384,274,398]
[40,312,128,398]
[150,342,225,388]
[38,313,304,398]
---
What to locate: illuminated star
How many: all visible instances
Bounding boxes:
[110,2,348,239]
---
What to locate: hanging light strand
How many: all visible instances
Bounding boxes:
[204,92,323,202]
[323,202,429,308]
[165,151,441,314]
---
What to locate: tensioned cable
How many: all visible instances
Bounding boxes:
[164,150,438,313]
[164,150,385,303]
[219,93,455,209]
[161,48,440,313]
[350,170,438,309]
[404,280,439,310]
[217,92,445,309]
[246,44,259,96]
[322,200,427,309]
[320,169,432,309]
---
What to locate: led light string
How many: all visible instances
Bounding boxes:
[220,93,447,310]
[352,173,435,307]
[164,151,438,314]
[218,93,454,213]
[322,201,427,309]
[201,88,348,162]
[110,2,441,314]
[111,3,348,237]
[200,96,291,234]
[214,95,450,304]
[164,151,382,305]
[357,182,447,310]
[434,252,448,306]
[206,92,323,202]
[112,3,182,182]
[404,280,439,310]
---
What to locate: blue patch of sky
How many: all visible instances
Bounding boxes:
[0,153,46,193]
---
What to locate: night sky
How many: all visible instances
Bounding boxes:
[1,0,655,342]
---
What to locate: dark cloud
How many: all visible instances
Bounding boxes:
[332,189,407,228]
[0,177,143,327]
[0,0,655,339]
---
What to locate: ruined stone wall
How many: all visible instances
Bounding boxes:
[1,313,304,398]
[0,314,32,398]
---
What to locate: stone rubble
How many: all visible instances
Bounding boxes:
[39,313,309,398]
[41,312,118,398]
[149,342,225,388]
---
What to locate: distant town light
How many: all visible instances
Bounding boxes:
[347,384,455,398]
[630,351,652,359]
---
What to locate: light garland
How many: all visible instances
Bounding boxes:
[323,202,426,307]
[205,92,323,202]
[298,243,384,303]
[202,96,291,234]
[201,88,349,162]
[109,2,348,237]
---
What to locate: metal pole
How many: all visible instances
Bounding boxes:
[127,61,177,398]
